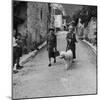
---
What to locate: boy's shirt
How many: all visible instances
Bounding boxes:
[16,38,23,48]
[13,37,17,47]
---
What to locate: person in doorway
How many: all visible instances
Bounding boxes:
[66,25,77,62]
[47,28,57,67]
[13,30,17,70]
[16,33,23,69]
[13,31,23,71]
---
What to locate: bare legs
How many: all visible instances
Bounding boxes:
[48,58,51,66]
[48,57,56,67]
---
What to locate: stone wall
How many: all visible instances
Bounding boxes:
[83,17,97,45]
[77,17,97,45]
[17,2,49,52]
[26,2,49,51]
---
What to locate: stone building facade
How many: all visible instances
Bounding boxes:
[26,2,50,51]
[13,1,50,53]
[83,17,97,45]
[77,17,97,45]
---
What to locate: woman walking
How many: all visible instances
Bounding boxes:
[47,28,57,67]
[66,25,77,61]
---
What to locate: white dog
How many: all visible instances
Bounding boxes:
[59,49,73,70]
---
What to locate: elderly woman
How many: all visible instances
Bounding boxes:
[47,28,57,67]
[66,25,77,61]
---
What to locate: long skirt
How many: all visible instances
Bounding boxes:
[48,47,55,58]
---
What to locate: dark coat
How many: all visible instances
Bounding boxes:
[47,32,57,58]
[66,32,77,58]
[13,38,23,66]
[47,32,57,49]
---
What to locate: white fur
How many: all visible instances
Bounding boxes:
[59,50,73,70]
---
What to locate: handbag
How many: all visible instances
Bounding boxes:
[54,50,60,57]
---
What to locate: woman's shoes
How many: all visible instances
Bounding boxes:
[48,59,56,67]
[72,59,76,63]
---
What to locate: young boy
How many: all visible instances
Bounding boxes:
[13,32,23,72]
